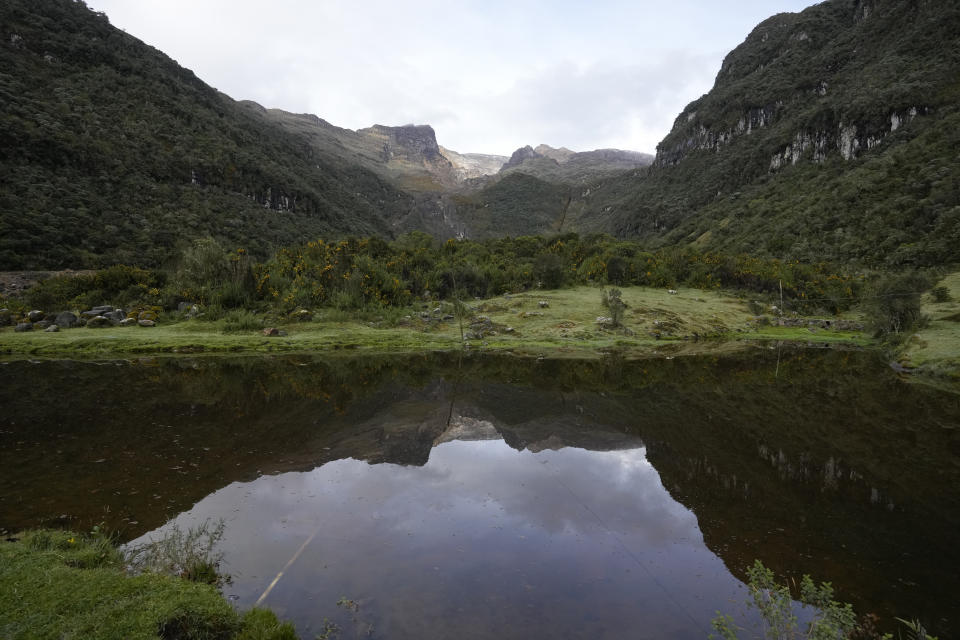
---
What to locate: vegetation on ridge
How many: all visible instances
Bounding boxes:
[0,0,409,270]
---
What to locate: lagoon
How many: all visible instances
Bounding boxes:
[1,349,957,637]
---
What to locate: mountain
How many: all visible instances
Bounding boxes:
[441,144,652,239]
[0,0,416,269]
[7,0,954,270]
[500,143,653,184]
[254,106,462,191]
[574,0,960,266]
[439,146,509,181]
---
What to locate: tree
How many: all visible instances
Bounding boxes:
[601,288,626,327]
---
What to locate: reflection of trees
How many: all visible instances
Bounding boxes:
[2,350,958,636]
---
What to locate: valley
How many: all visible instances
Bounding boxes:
[1,0,959,638]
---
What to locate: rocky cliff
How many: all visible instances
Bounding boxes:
[574,0,960,266]
[439,146,508,181]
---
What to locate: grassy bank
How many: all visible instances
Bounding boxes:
[899,272,960,381]
[0,529,296,640]
[0,286,871,359]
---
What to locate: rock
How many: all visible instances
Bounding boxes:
[27,309,45,322]
[33,320,51,330]
[138,319,156,327]
[105,310,125,325]
[505,326,514,333]
[538,300,549,308]
[44,324,59,332]
[55,311,78,328]
[86,315,112,328]
[292,309,312,322]
[668,289,678,295]
[15,322,33,332]
[596,316,614,326]
[120,318,137,327]
[263,327,280,336]
[138,310,158,322]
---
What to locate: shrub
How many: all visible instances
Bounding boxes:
[712,560,856,639]
[861,272,933,342]
[601,288,626,327]
[931,286,951,303]
[221,310,262,334]
[124,519,228,586]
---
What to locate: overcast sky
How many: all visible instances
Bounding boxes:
[85,0,816,156]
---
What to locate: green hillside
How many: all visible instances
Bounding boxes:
[578,0,960,266]
[0,0,413,269]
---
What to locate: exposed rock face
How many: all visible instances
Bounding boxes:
[352,123,458,186]
[653,1,942,172]
[358,124,445,165]
[534,144,575,163]
[502,145,541,170]
[439,146,508,181]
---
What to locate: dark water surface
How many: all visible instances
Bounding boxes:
[1,348,958,638]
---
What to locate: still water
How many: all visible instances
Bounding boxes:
[1,348,958,638]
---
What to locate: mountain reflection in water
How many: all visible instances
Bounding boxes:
[150,439,729,639]
[1,349,958,637]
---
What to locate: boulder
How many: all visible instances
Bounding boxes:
[44,324,59,332]
[105,310,125,325]
[33,320,51,330]
[15,322,33,332]
[292,309,313,322]
[119,318,137,327]
[55,311,78,328]
[27,309,45,322]
[263,327,280,336]
[86,315,112,328]
[137,319,156,327]
[178,302,200,317]
[538,300,549,308]
[91,305,113,314]
[138,310,158,322]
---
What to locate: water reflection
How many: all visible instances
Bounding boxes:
[147,439,736,639]
[1,349,958,636]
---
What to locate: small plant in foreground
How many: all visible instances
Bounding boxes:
[124,519,228,585]
[711,561,939,640]
[711,560,856,639]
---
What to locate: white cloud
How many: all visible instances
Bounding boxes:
[85,0,816,155]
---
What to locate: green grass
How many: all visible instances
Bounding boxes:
[0,529,296,640]
[0,286,870,360]
[899,272,960,381]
